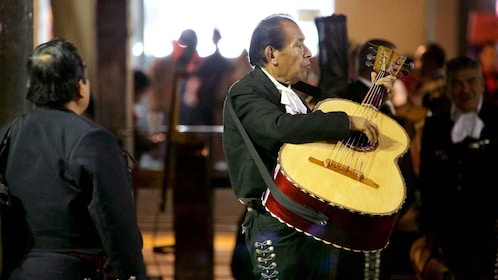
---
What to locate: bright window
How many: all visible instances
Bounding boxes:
[137,0,334,59]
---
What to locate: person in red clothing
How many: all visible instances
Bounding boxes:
[473,41,498,105]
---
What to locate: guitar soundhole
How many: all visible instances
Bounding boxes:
[344,131,377,152]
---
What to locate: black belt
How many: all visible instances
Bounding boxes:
[246,199,265,213]
[66,252,106,273]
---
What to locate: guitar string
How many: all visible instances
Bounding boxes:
[326,45,405,181]
[359,70,385,280]
[323,48,406,273]
[354,56,394,280]
[327,70,385,179]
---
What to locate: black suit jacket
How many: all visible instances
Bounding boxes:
[419,100,498,252]
[340,79,394,115]
[0,107,146,279]
[222,67,351,201]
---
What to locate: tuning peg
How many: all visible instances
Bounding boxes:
[367,43,379,53]
[400,69,410,76]
[406,61,415,70]
[400,62,415,76]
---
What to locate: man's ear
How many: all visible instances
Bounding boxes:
[264,46,278,65]
[76,80,85,98]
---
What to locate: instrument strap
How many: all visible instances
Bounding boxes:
[226,98,328,225]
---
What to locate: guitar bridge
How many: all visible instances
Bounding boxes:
[308,157,379,189]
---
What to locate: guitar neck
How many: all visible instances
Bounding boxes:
[362,70,388,110]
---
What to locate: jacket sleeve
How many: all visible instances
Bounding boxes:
[230,81,351,148]
[70,127,147,279]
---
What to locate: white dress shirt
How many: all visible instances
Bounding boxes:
[450,98,484,143]
[261,68,308,115]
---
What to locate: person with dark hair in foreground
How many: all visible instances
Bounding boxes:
[223,14,396,279]
[0,38,146,280]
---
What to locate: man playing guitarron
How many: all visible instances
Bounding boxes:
[222,14,398,280]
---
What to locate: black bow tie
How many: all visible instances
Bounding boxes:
[278,81,290,87]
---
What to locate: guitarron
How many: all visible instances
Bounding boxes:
[263,45,413,252]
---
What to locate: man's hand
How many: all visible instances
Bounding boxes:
[349,115,379,145]
[371,72,397,101]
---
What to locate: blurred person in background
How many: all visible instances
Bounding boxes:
[398,42,450,177]
[412,55,498,280]
[148,29,202,130]
[472,40,498,105]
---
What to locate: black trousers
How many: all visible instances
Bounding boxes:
[231,209,257,280]
[242,206,338,280]
[7,252,104,280]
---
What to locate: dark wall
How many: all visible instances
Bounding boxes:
[0,0,33,125]
[95,0,130,147]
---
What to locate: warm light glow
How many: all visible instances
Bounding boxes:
[142,0,334,58]
[35,0,53,45]
[132,42,145,57]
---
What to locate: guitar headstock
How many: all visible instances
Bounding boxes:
[366,44,413,77]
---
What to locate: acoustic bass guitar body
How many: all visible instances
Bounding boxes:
[264,98,409,252]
